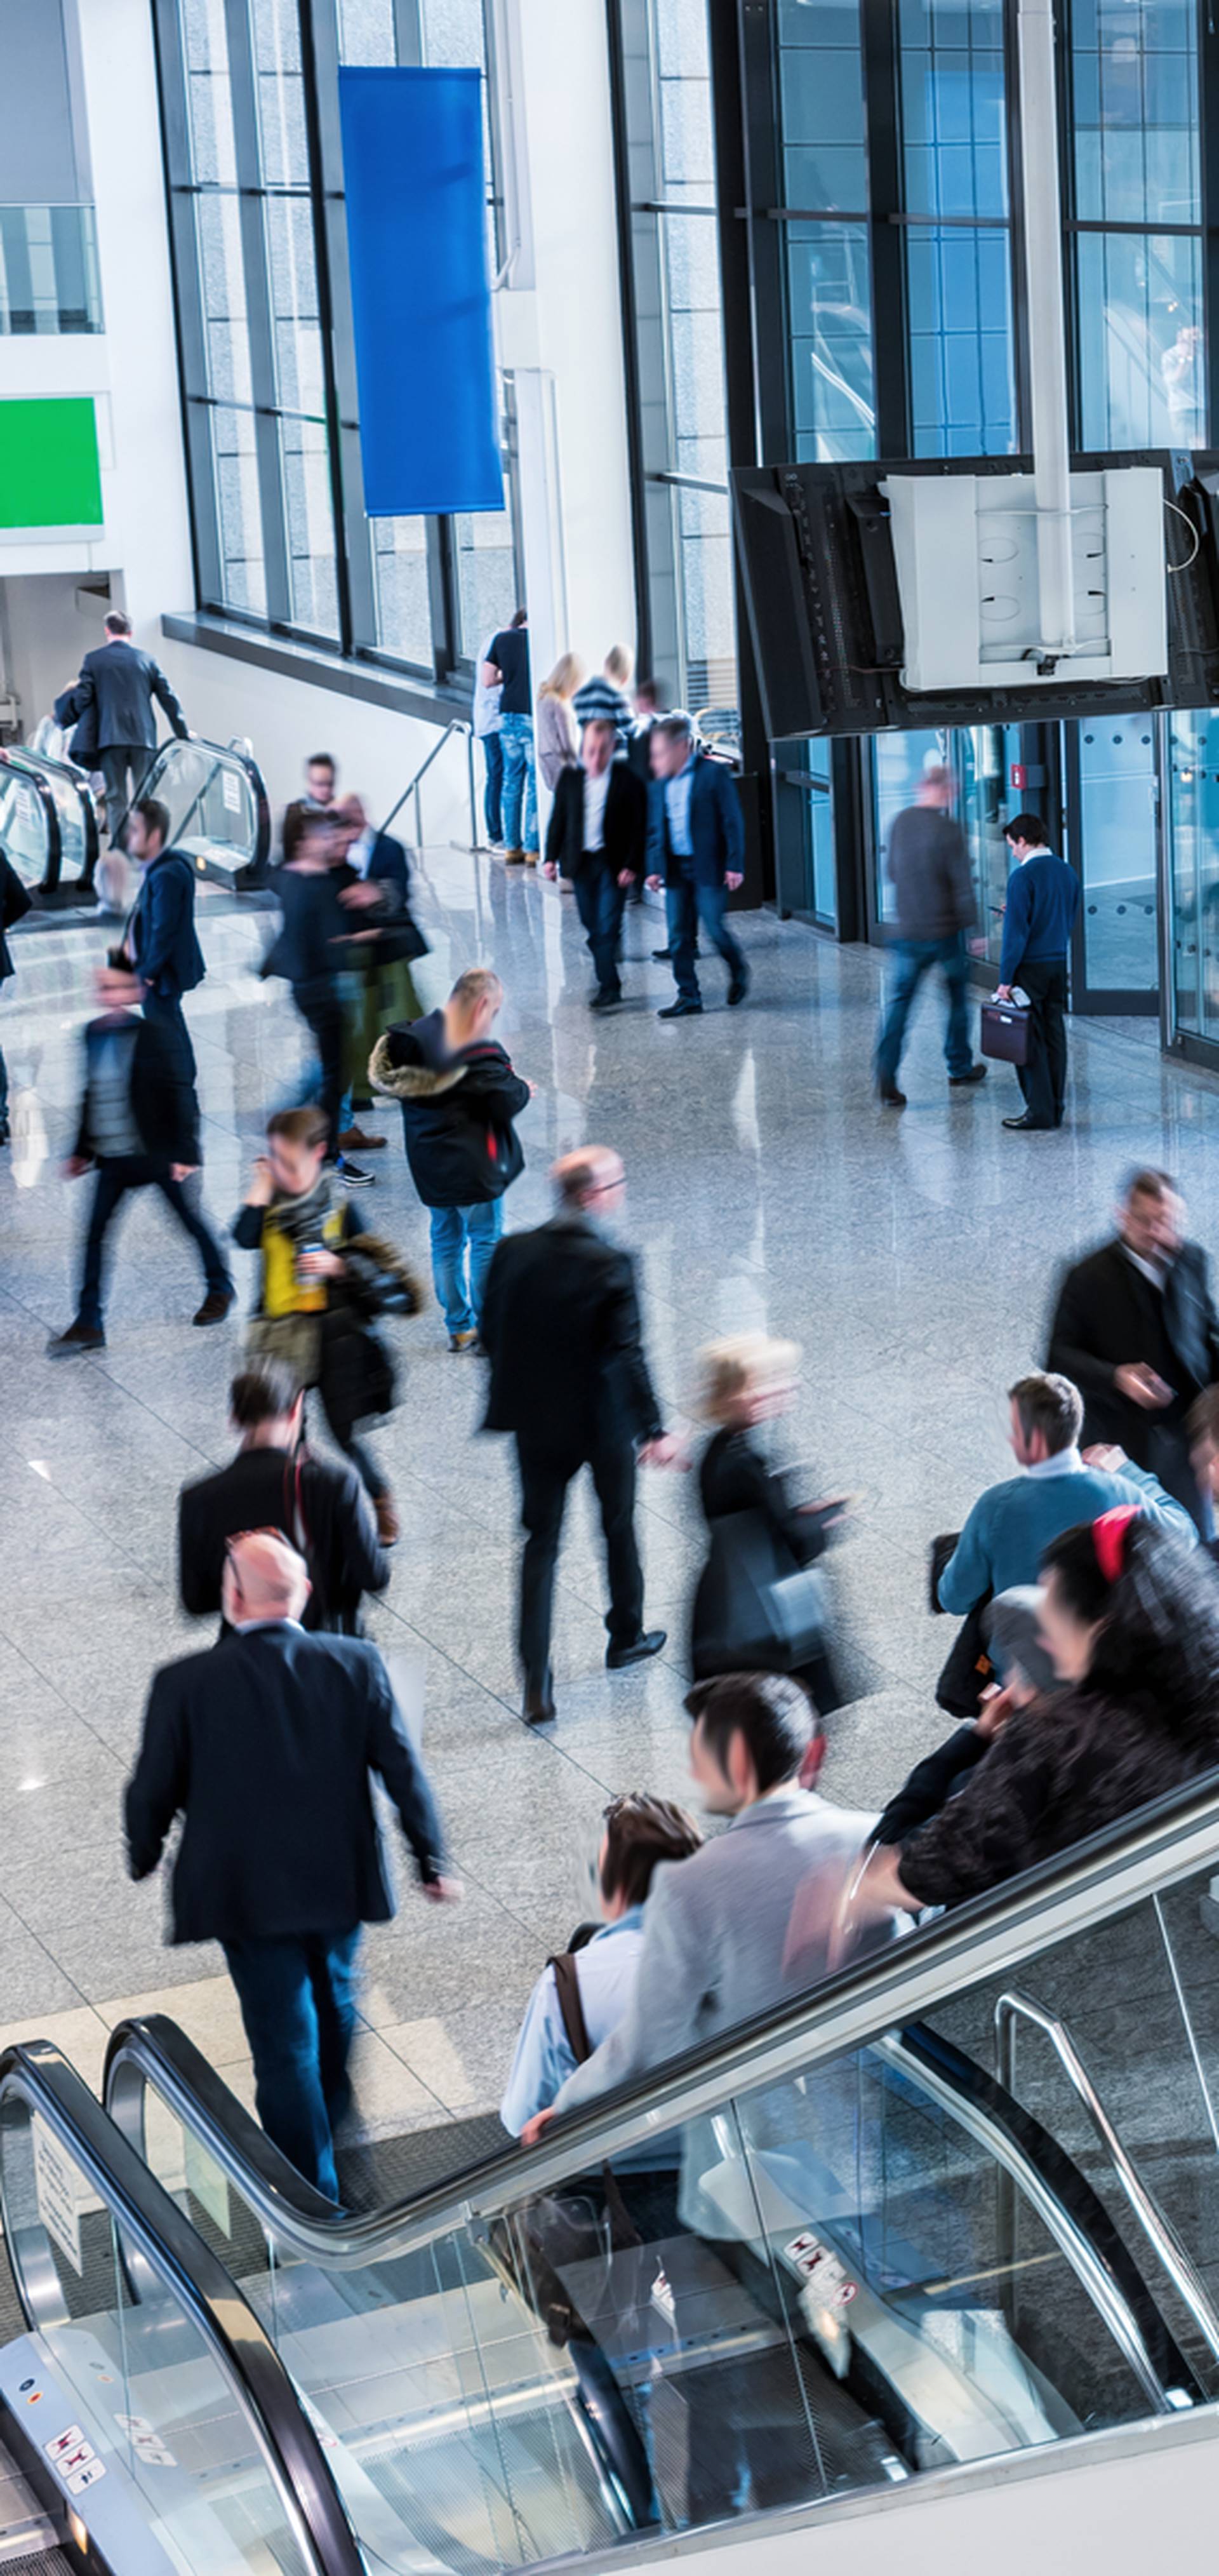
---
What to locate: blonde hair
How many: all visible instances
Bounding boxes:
[605,642,635,686]
[539,652,586,702]
[695,1334,801,1424]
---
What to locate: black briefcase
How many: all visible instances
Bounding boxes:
[980,997,1030,1066]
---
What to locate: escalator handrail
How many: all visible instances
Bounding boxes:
[888,2023,1204,2416]
[104,1760,1219,2269]
[141,732,272,876]
[8,745,100,887]
[0,750,61,894]
[0,2040,363,2576]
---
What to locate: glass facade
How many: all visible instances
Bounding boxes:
[776,2,875,460]
[612,0,738,716]
[155,0,520,676]
[1070,0,1206,450]
[899,0,1016,457]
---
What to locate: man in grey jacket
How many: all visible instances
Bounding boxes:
[519,1672,896,2141]
[874,763,985,1108]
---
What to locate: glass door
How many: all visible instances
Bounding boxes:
[1163,709,1219,1059]
[773,737,837,929]
[1064,718,1160,1014]
[957,723,1025,979]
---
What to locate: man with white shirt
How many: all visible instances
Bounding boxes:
[500,1793,702,2135]
[543,716,646,1009]
[124,1531,458,2199]
[936,1369,1194,1617]
[1047,1169,1219,1529]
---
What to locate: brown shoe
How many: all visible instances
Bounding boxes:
[375,1492,401,1546]
[194,1288,236,1327]
[504,847,526,865]
[524,850,540,866]
[336,1125,387,1151]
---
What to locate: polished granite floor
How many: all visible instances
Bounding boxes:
[1,850,1216,2140]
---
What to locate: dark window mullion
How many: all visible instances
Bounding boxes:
[1201,0,1219,443]
[425,518,455,685]
[297,0,353,656]
[222,0,291,623]
[862,0,909,457]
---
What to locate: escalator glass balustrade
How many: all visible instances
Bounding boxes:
[102,1774,1219,2566]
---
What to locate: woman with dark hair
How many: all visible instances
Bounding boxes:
[863,1508,1219,1916]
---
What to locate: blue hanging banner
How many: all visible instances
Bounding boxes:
[338,66,503,518]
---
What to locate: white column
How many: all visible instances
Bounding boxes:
[1017,0,1076,660]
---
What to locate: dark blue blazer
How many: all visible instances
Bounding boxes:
[646,755,745,891]
[364,830,410,906]
[130,850,206,998]
[58,641,189,756]
[124,1623,449,1943]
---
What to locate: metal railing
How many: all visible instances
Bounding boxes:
[378,718,478,852]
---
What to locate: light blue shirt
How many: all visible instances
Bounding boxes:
[663,752,697,858]
[500,1907,646,2135]
[937,1454,1194,1615]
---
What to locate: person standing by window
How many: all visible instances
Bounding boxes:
[996,812,1081,1132]
[536,652,585,792]
[472,639,505,850]
[481,608,536,864]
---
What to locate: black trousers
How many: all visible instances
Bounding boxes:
[143,987,197,1084]
[293,977,345,1154]
[1015,955,1069,1127]
[516,1439,644,1691]
[573,858,626,1000]
[77,1154,232,1329]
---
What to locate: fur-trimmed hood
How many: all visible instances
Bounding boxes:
[367,1009,531,1208]
[370,1033,466,1101]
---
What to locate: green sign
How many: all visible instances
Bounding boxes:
[0,398,102,530]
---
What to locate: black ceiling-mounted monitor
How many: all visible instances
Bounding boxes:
[731,451,1219,740]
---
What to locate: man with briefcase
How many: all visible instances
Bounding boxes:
[992,813,1081,1132]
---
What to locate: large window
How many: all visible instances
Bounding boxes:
[1068,0,1206,448]
[154,0,520,678]
[776,0,875,460]
[898,0,1016,458]
[610,0,738,718]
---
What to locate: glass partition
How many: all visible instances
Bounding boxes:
[1165,709,1219,1047]
[139,737,268,880]
[0,749,96,897]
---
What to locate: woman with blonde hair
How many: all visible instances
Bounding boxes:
[536,652,586,799]
[690,1333,850,1735]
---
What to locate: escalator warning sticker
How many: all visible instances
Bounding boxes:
[783,2233,858,2307]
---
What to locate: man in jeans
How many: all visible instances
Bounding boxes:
[371,967,532,1351]
[874,764,987,1107]
[481,609,536,861]
[125,1530,458,2200]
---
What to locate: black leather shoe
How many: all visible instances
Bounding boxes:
[878,1085,907,1108]
[658,998,703,1019]
[606,1630,667,1670]
[589,989,622,1011]
[48,1320,105,1356]
[523,1689,557,1725]
[1003,1113,1052,1130]
[949,1063,987,1085]
[727,971,750,1007]
[652,946,700,963]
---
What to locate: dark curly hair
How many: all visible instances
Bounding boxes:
[1039,1516,1219,1749]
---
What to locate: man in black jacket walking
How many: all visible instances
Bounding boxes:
[1046,1166,1219,1529]
[543,717,646,1008]
[117,796,207,1079]
[125,1530,459,2199]
[481,1146,679,1722]
[371,967,531,1351]
[57,608,190,845]
[48,966,233,1355]
[178,1359,390,1633]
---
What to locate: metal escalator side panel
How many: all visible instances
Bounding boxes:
[891,2023,1204,2412]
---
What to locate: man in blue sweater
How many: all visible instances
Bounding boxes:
[936,1370,1195,1617]
[996,812,1081,1131]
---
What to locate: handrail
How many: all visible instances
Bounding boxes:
[6,745,100,892]
[378,718,477,852]
[0,2040,363,2576]
[0,749,62,894]
[103,1761,1219,2271]
[139,732,272,879]
[995,1990,1219,2367]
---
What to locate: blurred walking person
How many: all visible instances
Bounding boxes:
[543,717,646,1009]
[646,713,749,1016]
[874,765,985,1106]
[178,1360,390,1634]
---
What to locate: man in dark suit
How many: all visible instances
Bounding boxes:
[125,1530,459,2199]
[57,609,190,845]
[1047,1166,1219,1528]
[542,718,647,1008]
[48,965,234,1355]
[481,1146,679,1722]
[646,713,749,1017]
[118,795,206,1079]
[178,1359,390,1634]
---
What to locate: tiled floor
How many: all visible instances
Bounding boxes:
[2,850,1218,2140]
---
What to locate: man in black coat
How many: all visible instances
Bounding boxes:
[0,847,32,1146]
[57,608,190,843]
[178,1358,390,1634]
[481,1146,679,1722]
[1046,1165,1219,1529]
[125,1530,460,2199]
[117,795,207,1079]
[48,965,234,1356]
[371,968,531,1351]
[543,717,646,1009]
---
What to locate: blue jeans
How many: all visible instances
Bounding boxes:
[481,732,504,844]
[665,871,745,1003]
[499,712,537,852]
[574,861,626,998]
[222,1926,362,2201]
[429,1198,503,1336]
[874,932,973,1087]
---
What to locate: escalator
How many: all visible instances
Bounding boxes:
[0,746,100,904]
[0,735,270,918]
[135,736,270,889]
[83,1772,1219,2568]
